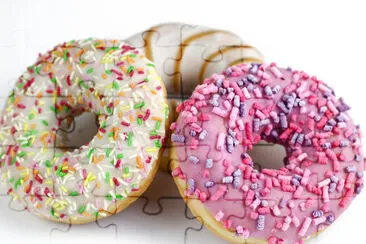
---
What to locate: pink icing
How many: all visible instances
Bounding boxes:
[171,63,365,243]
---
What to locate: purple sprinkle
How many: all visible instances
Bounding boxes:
[321,142,331,149]
[279,198,287,208]
[279,113,288,129]
[312,210,324,218]
[216,79,223,87]
[205,158,213,169]
[257,215,265,231]
[233,95,240,107]
[250,183,258,190]
[264,86,273,96]
[340,140,349,147]
[297,133,305,144]
[330,175,339,183]
[329,182,337,193]
[253,118,260,132]
[189,156,199,164]
[355,155,362,162]
[198,130,207,140]
[328,119,337,126]
[219,87,227,95]
[222,176,234,184]
[356,185,364,194]
[290,132,299,144]
[327,215,335,223]
[345,166,356,173]
[320,106,328,113]
[239,102,246,117]
[291,178,300,186]
[247,74,258,84]
[272,85,281,94]
[171,134,185,143]
[356,172,364,178]
[205,181,215,188]
[190,130,197,137]
[261,200,268,207]
[188,178,195,193]
[324,125,333,131]
[233,177,241,188]
[233,169,242,177]
[250,64,258,74]
[277,102,290,114]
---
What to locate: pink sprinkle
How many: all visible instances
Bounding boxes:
[327,100,339,115]
[270,65,283,78]
[313,216,327,226]
[298,217,312,236]
[292,215,300,227]
[322,186,330,203]
[215,210,224,221]
[212,107,228,118]
[250,198,261,210]
[272,205,281,216]
[229,107,239,128]
[253,88,262,98]
[268,236,277,244]
[210,185,227,201]
[242,87,251,99]
[223,100,232,110]
[282,216,292,231]
[216,133,225,151]
[236,119,244,130]
[245,189,255,206]
[294,186,304,199]
[345,173,355,189]
[250,211,258,220]
[317,178,331,188]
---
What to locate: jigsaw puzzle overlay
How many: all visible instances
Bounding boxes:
[0,22,364,244]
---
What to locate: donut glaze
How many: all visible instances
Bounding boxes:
[0,39,168,223]
[171,63,364,243]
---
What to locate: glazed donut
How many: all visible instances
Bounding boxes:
[0,39,168,223]
[126,23,263,171]
[170,63,364,243]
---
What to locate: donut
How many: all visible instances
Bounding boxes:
[0,39,168,224]
[170,62,364,243]
[126,22,263,171]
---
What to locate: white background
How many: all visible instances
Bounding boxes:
[0,0,366,243]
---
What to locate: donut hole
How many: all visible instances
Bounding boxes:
[248,141,287,171]
[58,111,99,151]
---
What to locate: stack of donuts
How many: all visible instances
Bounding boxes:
[0,23,363,244]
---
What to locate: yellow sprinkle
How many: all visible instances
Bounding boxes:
[45,179,53,185]
[145,148,158,153]
[150,89,157,95]
[61,185,68,193]
[120,105,130,111]
[151,116,162,122]
[45,198,53,206]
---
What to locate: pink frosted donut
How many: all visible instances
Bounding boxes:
[170,63,365,243]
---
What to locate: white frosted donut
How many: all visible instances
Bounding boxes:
[0,38,168,223]
[126,22,263,97]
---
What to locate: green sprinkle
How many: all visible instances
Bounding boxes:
[106,106,112,114]
[107,132,114,138]
[50,105,58,114]
[88,149,95,159]
[155,140,162,148]
[9,177,14,183]
[51,77,57,84]
[17,83,25,89]
[144,78,149,82]
[87,68,94,74]
[129,53,137,58]
[78,205,86,214]
[134,101,145,109]
[123,166,129,174]
[106,148,112,158]
[35,66,41,75]
[149,130,157,136]
[105,69,112,75]
[112,81,119,90]
[137,118,142,126]
[17,152,26,158]
[127,65,134,74]
[105,172,110,183]
[116,153,124,159]
[50,208,55,217]
[56,167,66,178]
[63,50,68,61]
[69,191,79,196]
[106,46,118,53]
[80,59,85,65]
[127,132,133,146]
[79,80,88,89]
[10,157,16,165]
[116,194,123,200]
[63,105,69,113]
[147,63,155,67]
[100,121,107,129]
[45,160,52,168]
[106,194,113,201]
[42,120,49,126]
[28,113,35,120]
[14,178,22,189]
[54,153,63,158]
[155,121,161,130]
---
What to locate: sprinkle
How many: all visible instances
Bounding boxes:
[189,156,199,164]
